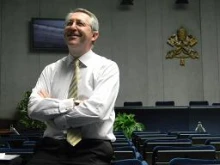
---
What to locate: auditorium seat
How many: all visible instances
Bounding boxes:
[205,138,220,159]
[212,103,220,106]
[111,159,148,165]
[152,145,216,165]
[113,146,143,161]
[124,101,143,106]
[189,101,209,106]
[132,134,177,155]
[143,139,192,165]
[169,158,220,165]
[189,135,220,145]
[155,101,175,106]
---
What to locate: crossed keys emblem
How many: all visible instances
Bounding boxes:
[166,27,199,66]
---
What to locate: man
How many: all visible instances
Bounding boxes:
[27,8,120,165]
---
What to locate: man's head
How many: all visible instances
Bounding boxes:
[64,8,99,56]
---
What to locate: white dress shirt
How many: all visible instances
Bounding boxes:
[28,50,120,142]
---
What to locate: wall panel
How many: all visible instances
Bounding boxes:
[0,0,220,119]
[162,0,202,106]
[200,0,219,105]
[111,0,147,106]
[0,0,40,118]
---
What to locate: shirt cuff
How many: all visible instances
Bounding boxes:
[59,98,74,113]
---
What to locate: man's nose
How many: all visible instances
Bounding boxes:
[70,22,78,29]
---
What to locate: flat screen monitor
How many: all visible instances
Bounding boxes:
[30,18,68,52]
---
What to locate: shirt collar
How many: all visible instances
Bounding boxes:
[66,49,94,67]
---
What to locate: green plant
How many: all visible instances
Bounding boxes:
[17,91,46,130]
[113,113,145,139]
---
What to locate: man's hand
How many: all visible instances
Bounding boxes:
[38,89,50,98]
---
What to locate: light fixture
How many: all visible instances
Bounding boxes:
[175,0,189,4]
[120,0,134,5]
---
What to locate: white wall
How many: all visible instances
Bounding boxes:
[0,0,220,119]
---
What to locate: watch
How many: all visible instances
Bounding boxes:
[74,99,81,106]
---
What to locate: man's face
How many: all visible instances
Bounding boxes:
[64,12,99,53]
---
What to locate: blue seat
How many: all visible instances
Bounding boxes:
[124,101,143,106]
[177,132,210,139]
[132,134,177,154]
[189,135,220,145]
[189,101,209,106]
[205,138,220,159]
[0,138,28,148]
[155,101,175,106]
[22,140,37,148]
[111,159,148,165]
[212,103,220,106]
[113,146,143,161]
[0,148,34,154]
[169,158,220,165]
[152,145,216,165]
[143,139,192,165]
[0,141,10,148]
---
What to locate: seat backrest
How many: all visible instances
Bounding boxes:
[189,135,220,145]
[0,141,10,148]
[212,103,220,106]
[152,145,216,165]
[132,131,162,136]
[124,101,143,106]
[0,138,28,148]
[143,139,192,165]
[132,133,168,152]
[169,158,220,165]
[144,139,192,152]
[113,146,137,160]
[155,101,175,106]
[111,159,148,165]
[178,133,210,139]
[189,101,209,106]
[134,135,178,157]
[205,138,220,159]
[168,131,197,136]
[205,138,220,150]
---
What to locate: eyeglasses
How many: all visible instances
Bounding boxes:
[65,19,92,30]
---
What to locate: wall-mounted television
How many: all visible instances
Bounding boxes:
[30,18,68,52]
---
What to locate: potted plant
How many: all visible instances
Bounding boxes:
[16,91,46,132]
[113,113,145,139]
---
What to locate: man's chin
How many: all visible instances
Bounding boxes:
[67,41,79,47]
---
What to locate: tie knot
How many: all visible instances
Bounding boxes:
[74,59,80,67]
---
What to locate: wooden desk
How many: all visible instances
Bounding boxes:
[0,154,22,165]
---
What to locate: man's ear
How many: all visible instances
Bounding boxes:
[92,31,99,42]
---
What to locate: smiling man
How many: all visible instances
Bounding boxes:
[27,8,120,165]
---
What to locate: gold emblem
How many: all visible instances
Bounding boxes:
[166,27,199,66]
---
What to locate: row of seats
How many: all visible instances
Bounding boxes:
[123,101,220,106]
[131,131,220,165]
[114,131,220,164]
[0,131,148,165]
[112,131,143,161]
[0,133,42,165]
[112,130,220,165]
[112,158,220,165]
[2,131,220,165]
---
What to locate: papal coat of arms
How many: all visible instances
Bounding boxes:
[166,27,199,66]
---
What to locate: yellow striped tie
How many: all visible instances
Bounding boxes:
[68,59,80,98]
[67,59,82,146]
